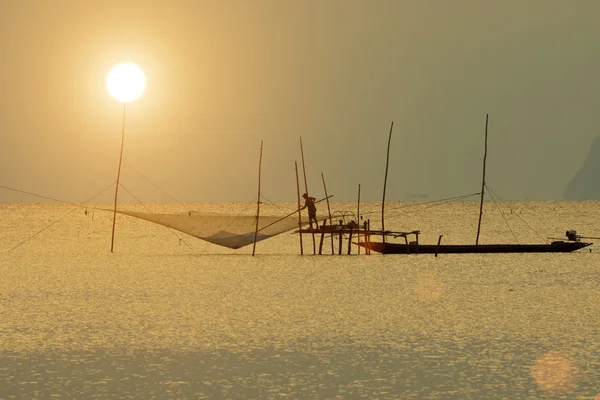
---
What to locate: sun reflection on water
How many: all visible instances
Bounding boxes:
[531,351,578,395]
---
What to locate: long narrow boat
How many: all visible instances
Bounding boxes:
[359,116,594,255]
[360,239,592,254]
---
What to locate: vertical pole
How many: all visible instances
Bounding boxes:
[295,161,304,255]
[476,114,489,245]
[357,183,361,254]
[252,141,263,256]
[338,222,343,255]
[347,227,353,255]
[300,137,316,253]
[435,235,443,257]
[363,220,370,255]
[381,121,394,243]
[110,103,126,253]
[367,219,371,255]
[321,173,334,254]
[318,232,325,255]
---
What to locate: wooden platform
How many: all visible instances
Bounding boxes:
[293,221,422,255]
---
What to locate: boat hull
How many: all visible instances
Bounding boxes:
[359,241,592,254]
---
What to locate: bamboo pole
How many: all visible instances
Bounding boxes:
[476,114,489,245]
[338,222,343,255]
[435,235,443,257]
[381,121,394,243]
[318,232,325,255]
[252,141,263,256]
[357,183,361,254]
[258,195,333,232]
[347,226,353,255]
[300,137,316,253]
[321,173,334,254]
[295,161,304,255]
[110,103,126,253]
[363,220,370,255]
[367,220,371,255]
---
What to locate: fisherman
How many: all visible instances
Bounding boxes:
[301,193,318,228]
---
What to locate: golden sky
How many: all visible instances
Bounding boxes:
[1,1,599,202]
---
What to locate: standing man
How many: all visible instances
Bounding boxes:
[301,193,318,228]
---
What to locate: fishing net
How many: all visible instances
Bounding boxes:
[116,210,318,249]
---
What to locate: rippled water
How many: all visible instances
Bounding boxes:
[1,201,599,398]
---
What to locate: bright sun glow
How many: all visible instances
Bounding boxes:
[106,63,146,103]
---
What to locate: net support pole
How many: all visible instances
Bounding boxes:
[110,103,126,253]
[476,114,489,245]
[357,183,361,254]
[252,141,263,256]
[321,173,334,254]
[381,121,394,243]
[300,137,316,253]
[295,161,304,255]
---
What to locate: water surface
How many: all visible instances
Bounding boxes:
[1,201,599,398]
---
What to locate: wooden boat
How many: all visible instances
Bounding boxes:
[357,116,594,255]
[360,239,592,254]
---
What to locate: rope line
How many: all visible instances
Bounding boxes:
[0,184,95,207]
[260,194,288,213]
[485,184,545,242]
[485,188,519,244]
[122,159,183,204]
[373,192,481,219]
[358,192,480,218]
[9,183,115,252]
[118,184,194,250]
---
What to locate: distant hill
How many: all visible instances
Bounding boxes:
[563,136,600,200]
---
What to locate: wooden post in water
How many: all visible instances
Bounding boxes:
[252,141,263,256]
[318,230,325,255]
[321,173,335,254]
[110,103,126,253]
[381,121,394,243]
[347,226,353,255]
[300,137,316,253]
[435,235,443,257]
[476,114,489,245]
[295,161,304,255]
[338,220,343,255]
[357,183,361,254]
[366,219,371,255]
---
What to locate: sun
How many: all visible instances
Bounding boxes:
[106,63,146,103]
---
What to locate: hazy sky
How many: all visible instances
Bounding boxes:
[1,1,599,203]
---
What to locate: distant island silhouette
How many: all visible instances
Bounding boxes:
[563,136,600,200]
